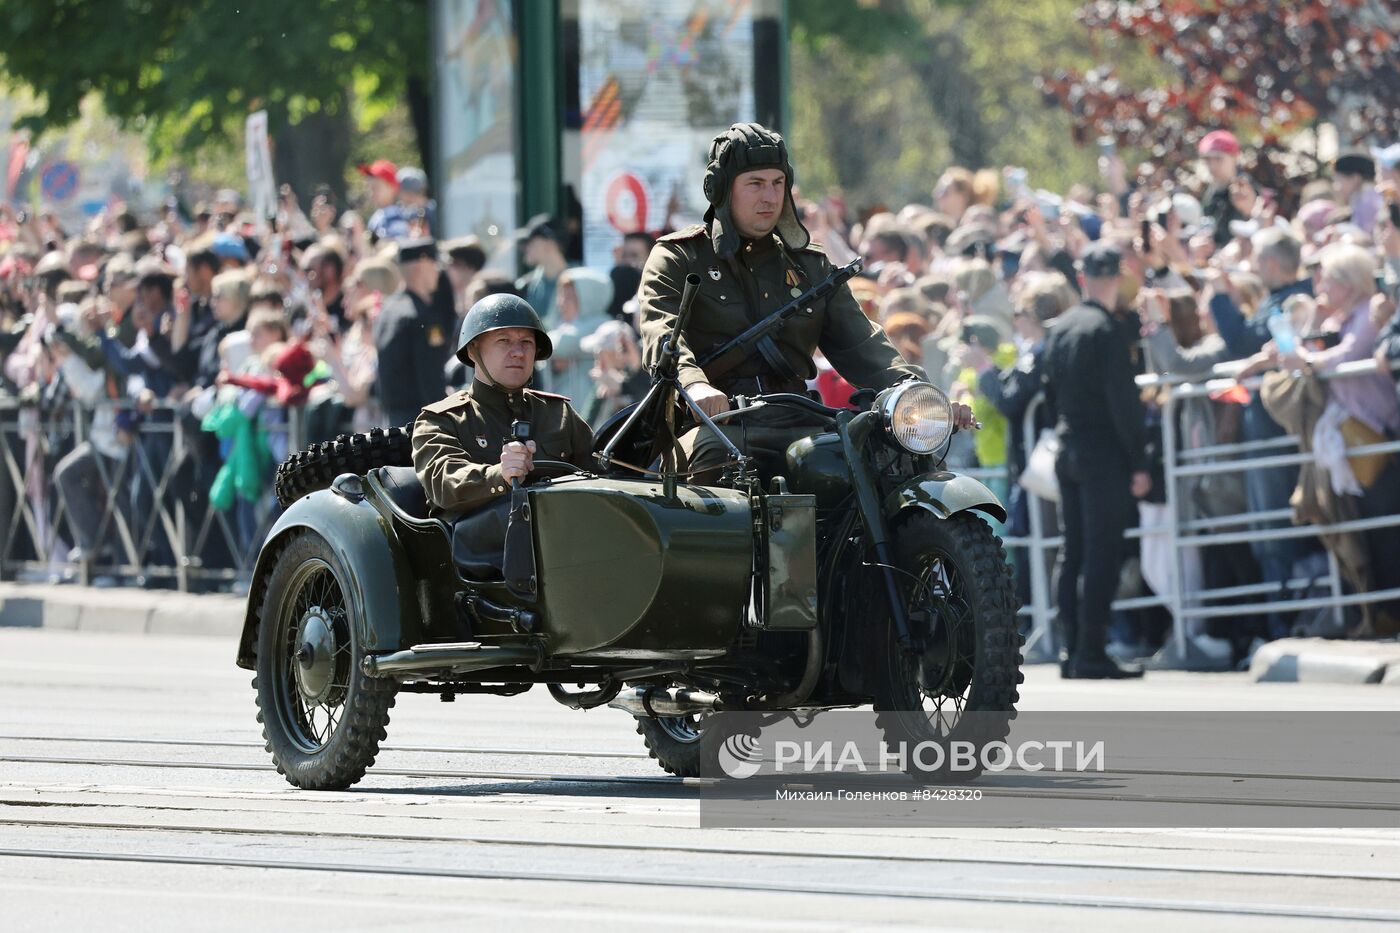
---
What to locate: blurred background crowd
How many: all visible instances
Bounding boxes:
[4,129,1400,663]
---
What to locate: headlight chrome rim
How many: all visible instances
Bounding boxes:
[879,382,954,455]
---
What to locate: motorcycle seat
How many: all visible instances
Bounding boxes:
[374,465,431,521]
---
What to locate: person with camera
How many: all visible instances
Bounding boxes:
[1209,228,1318,627]
[1041,242,1150,679]
[636,122,974,480]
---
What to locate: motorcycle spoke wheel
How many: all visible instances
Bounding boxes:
[872,512,1022,782]
[278,561,352,754]
[253,531,396,791]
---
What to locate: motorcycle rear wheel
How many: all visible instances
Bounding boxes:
[636,714,706,777]
[872,511,1021,782]
[253,530,397,790]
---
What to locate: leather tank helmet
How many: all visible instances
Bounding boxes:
[702,122,811,260]
[455,293,554,367]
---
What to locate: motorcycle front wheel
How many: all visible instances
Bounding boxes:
[872,510,1022,782]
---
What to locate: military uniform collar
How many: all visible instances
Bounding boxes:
[470,376,529,410]
[739,233,780,258]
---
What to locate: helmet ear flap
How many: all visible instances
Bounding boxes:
[702,161,722,205]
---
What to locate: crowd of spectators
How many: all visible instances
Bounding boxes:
[3,135,1399,656]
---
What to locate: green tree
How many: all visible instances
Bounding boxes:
[0,0,429,206]
[789,0,1160,210]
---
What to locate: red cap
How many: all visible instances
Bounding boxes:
[357,159,399,187]
[273,342,316,406]
[1197,130,1240,157]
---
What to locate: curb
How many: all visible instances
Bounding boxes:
[1250,637,1400,686]
[0,582,245,638]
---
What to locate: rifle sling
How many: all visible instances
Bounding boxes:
[698,258,798,383]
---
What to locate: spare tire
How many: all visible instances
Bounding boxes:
[275,427,414,508]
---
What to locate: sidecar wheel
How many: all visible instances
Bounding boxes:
[872,511,1021,783]
[253,530,396,790]
[636,715,705,777]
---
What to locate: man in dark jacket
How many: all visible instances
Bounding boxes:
[374,238,456,426]
[1042,243,1150,679]
[1197,130,1256,248]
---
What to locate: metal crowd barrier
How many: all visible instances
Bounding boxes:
[1010,357,1400,668]
[5,361,1398,653]
[0,398,303,592]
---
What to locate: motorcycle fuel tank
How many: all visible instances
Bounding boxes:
[528,477,753,659]
[785,433,851,507]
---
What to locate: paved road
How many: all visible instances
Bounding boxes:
[3,628,1399,931]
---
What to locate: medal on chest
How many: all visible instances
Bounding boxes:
[476,435,488,448]
[708,266,721,281]
[785,268,802,297]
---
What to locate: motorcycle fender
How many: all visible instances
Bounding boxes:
[883,470,1007,525]
[235,490,415,670]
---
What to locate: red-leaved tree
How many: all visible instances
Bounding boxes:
[1039,0,1400,187]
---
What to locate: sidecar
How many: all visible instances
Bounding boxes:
[235,449,831,789]
[235,466,786,672]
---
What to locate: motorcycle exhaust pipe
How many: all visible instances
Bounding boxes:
[363,642,541,677]
[608,685,721,718]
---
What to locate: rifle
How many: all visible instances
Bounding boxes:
[696,257,864,381]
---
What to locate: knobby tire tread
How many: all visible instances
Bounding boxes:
[274,427,414,507]
[872,511,1023,782]
[251,530,397,790]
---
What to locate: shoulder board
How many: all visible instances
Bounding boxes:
[798,240,828,256]
[526,388,572,403]
[420,390,472,415]
[657,223,707,243]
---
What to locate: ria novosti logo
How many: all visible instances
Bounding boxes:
[714,734,1105,778]
[717,733,763,779]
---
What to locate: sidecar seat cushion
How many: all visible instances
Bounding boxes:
[375,465,431,520]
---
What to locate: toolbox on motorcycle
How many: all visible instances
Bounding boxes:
[754,493,818,631]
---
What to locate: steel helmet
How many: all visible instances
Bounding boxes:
[456,293,553,366]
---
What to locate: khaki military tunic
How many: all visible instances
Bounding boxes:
[637,224,925,393]
[412,378,595,515]
[637,224,926,478]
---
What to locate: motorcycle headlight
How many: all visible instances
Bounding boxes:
[879,382,954,455]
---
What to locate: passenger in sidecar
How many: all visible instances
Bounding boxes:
[411,293,594,576]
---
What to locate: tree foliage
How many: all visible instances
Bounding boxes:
[0,0,428,198]
[1039,0,1400,170]
[788,0,1152,210]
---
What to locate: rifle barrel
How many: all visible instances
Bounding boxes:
[674,273,702,338]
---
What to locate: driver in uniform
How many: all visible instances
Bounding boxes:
[412,294,594,576]
[637,122,974,479]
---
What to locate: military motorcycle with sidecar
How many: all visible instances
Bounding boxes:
[236,270,1022,789]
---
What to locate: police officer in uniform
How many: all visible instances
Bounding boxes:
[1041,242,1151,679]
[374,237,456,426]
[637,122,973,479]
[412,294,594,577]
